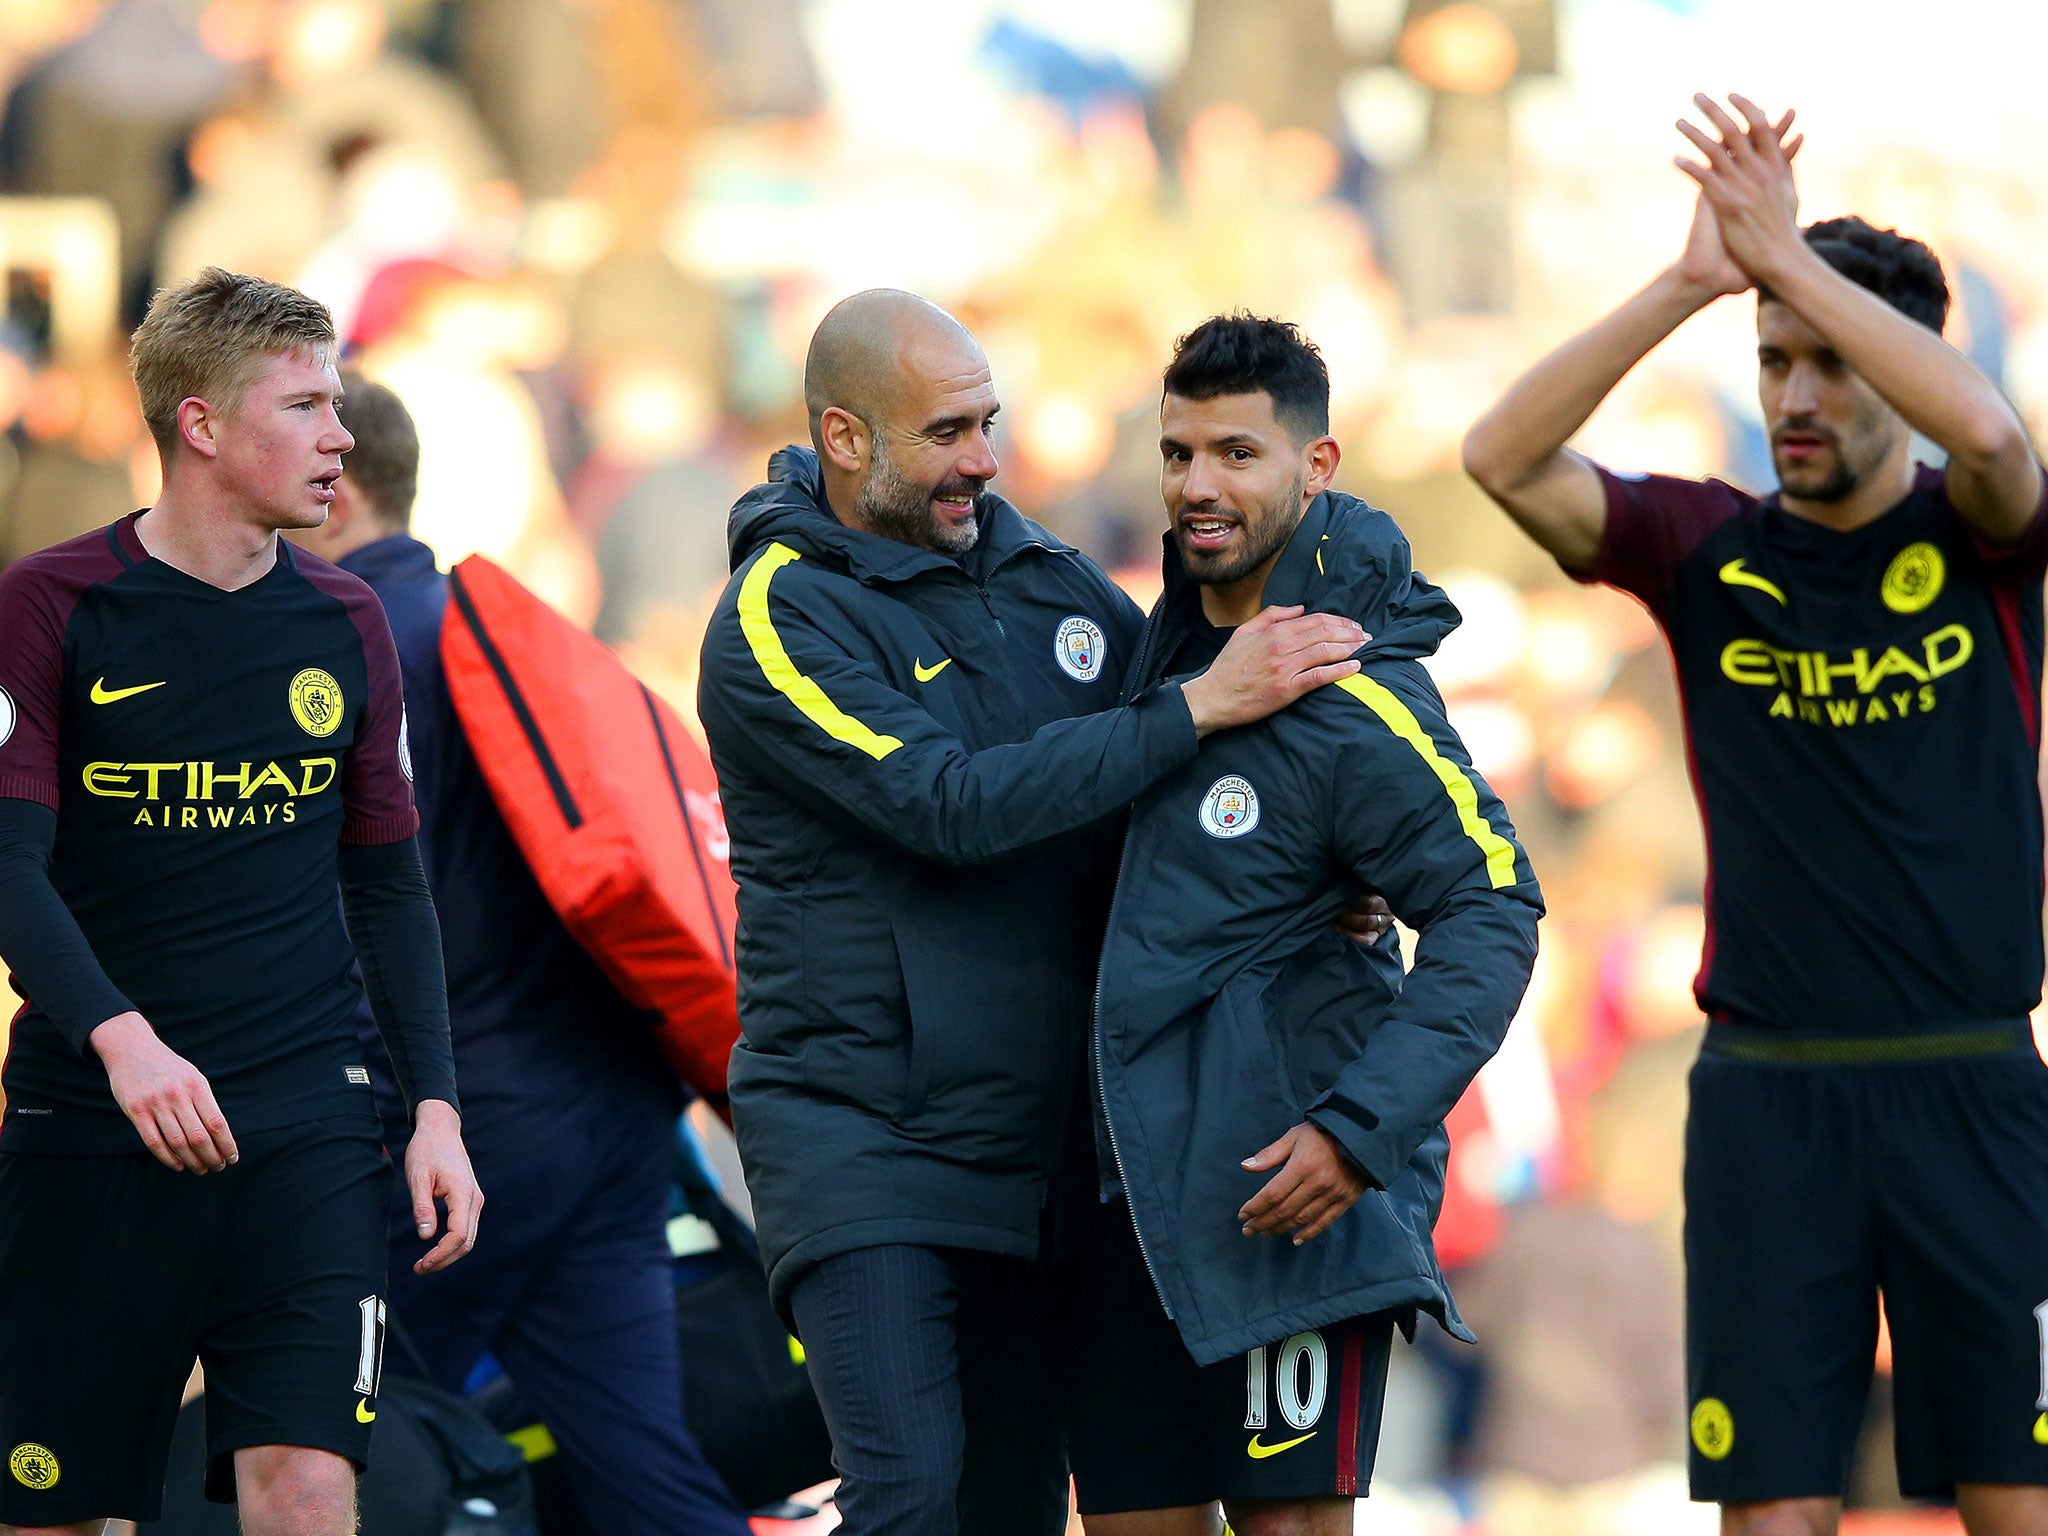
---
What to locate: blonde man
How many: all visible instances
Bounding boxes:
[0,269,479,1536]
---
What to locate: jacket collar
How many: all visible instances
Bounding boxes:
[728,445,1060,585]
[1136,489,1457,691]
[336,533,439,585]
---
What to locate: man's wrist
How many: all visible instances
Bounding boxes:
[414,1097,462,1131]
[1651,264,1728,319]
[87,1010,153,1059]
[1739,234,1823,301]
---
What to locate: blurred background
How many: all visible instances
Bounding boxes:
[3,0,2043,1529]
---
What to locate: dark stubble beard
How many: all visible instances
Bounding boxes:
[1180,468,1308,587]
[855,436,981,556]
[1772,415,1895,505]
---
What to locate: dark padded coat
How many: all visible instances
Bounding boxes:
[1095,491,1544,1366]
[697,447,1201,1311]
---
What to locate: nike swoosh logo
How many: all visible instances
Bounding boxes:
[90,678,167,704]
[356,1398,377,1423]
[913,658,952,683]
[1717,559,1788,607]
[1247,1430,1316,1459]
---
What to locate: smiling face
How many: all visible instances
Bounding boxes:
[1160,389,1335,604]
[201,345,355,533]
[1758,300,1905,505]
[851,329,1000,556]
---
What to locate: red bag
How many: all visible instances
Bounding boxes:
[440,555,738,1111]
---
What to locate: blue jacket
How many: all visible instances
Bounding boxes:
[1096,492,1543,1365]
[696,447,1201,1309]
[340,535,677,1149]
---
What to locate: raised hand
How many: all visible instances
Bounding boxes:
[1673,194,1752,303]
[1674,93,1805,288]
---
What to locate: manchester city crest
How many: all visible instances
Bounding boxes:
[1199,775,1259,839]
[288,667,345,739]
[1055,615,1106,682]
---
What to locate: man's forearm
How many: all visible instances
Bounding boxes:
[1304,892,1540,1189]
[1467,266,1714,492]
[337,836,459,1118]
[0,798,135,1052]
[1759,243,2039,536]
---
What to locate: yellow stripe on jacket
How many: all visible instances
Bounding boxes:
[738,544,904,761]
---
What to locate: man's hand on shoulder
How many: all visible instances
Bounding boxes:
[1182,606,1365,737]
[91,1011,238,1173]
[1237,1121,1368,1246]
[406,1099,482,1274]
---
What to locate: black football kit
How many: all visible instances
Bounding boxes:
[0,515,454,1522]
[1578,463,2048,1500]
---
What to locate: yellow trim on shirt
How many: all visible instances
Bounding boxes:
[738,544,904,761]
[1334,674,1519,889]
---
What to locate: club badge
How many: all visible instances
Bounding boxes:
[1055,615,1106,682]
[1199,775,1259,839]
[289,667,345,739]
[1881,542,1944,614]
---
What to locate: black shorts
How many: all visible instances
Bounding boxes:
[0,1118,391,1525]
[1065,1195,1393,1514]
[1685,1036,2048,1502]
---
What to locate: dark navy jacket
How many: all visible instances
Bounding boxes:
[339,535,678,1149]
[696,447,1200,1310]
[1096,492,1544,1366]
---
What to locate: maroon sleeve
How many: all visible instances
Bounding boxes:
[1964,465,2048,579]
[0,558,71,811]
[1573,467,1746,618]
[339,586,420,845]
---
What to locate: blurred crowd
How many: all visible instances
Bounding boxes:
[4,0,2043,1530]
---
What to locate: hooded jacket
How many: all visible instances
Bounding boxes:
[697,447,1201,1309]
[1095,490,1544,1366]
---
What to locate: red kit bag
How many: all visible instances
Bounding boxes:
[440,555,739,1111]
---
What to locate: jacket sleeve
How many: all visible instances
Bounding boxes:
[1304,666,1543,1189]
[698,549,1199,867]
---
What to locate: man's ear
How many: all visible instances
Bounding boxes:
[818,406,869,475]
[178,396,221,459]
[1304,435,1341,499]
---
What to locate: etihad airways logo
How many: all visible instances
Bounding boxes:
[1720,622,1973,727]
[82,756,338,829]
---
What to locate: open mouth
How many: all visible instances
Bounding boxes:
[1177,512,1240,553]
[310,469,342,502]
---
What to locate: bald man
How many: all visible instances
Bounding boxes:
[697,291,1367,1536]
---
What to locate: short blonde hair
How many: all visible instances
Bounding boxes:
[129,268,337,455]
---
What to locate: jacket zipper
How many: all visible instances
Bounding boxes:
[1092,590,1174,1317]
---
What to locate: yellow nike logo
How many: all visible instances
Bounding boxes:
[913,658,952,683]
[356,1398,377,1424]
[90,678,167,704]
[1246,1430,1316,1459]
[2033,1411,2048,1445]
[1717,559,1788,607]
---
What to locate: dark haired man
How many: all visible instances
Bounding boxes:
[291,375,754,1536]
[697,290,1371,1536]
[1068,312,1543,1536]
[0,272,476,1536]
[1465,96,2048,1536]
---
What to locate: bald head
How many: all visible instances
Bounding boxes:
[801,289,1002,556]
[804,288,982,451]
